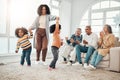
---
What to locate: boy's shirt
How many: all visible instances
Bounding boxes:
[52,22,61,48]
[16,34,33,51]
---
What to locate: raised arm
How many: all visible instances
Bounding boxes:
[53,17,59,34]
[49,15,57,21]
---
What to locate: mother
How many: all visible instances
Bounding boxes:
[29,4,58,65]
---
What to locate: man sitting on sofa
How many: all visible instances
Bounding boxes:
[61,28,82,64]
[75,25,98,68]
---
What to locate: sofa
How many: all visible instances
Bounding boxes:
[81,37,120,72]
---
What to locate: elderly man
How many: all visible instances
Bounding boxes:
[75,25,98,68]
[61,28,82,63]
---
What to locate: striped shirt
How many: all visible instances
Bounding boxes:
[16,34,33,51]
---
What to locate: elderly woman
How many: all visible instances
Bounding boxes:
[29,4,58,65]
[88,24,115,69]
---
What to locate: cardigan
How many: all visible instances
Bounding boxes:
[98,34,115,56]
[29,15,56,48]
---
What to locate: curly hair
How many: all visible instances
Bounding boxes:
[15,27,28,38]
[37,4,50,16]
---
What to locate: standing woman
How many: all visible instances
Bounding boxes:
[29,4,58,65]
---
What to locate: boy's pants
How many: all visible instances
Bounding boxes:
[49,46,59,68]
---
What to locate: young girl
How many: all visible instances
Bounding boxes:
[49,18,62,70]
[15,27,33,66]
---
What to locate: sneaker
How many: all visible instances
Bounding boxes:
[84,63,88,68]
[35,61,40,64]
[73,62,82,66]
[66,62,72,66]
[87,64,96,70]
[41,61,47,65]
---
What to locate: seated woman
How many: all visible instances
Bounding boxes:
[88,24,115,70]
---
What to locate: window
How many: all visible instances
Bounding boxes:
[51,0,59,7]
[80,0,120,37]
[0,0,52,54]
[50,0,60,16]
[0,0,7,34]
[101,0,110,9]
[92,3,100,10]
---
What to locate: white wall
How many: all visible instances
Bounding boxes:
[70,0,96,34]
[60,0,72,39]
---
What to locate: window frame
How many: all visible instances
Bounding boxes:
[80,0,120,38]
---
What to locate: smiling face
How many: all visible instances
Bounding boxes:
[41,6,46,15]
[18,29,24,37]
[85,26,92,35]
[75,28,81,36]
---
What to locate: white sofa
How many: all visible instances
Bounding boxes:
[81,37,120,72]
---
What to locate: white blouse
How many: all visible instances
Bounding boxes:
[39,15,46,28]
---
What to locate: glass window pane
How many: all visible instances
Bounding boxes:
[111,25,119,33]
[52,0,59,7]
[0,0,7,34]
[110,1,120,7]
[91,20,103,25]
[10,0,43,36]
[80,20,88,26]
[106,19,116,25]
[92,12,103,19]
[9,38,17,53]
[92,3,100,9]
[106,11,120,18]
[0,37,8,54]
[101,1,110,9]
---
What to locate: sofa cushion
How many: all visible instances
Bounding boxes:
[97,60,110,68]
[102,54,110,61]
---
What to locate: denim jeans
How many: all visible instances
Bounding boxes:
[90,50,103,67]
[76,45,88,64]
[84,46,95,64]
[21,47,32,66]
[49,46,59,68]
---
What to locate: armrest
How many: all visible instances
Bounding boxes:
[110,47,120,56]
[109,47,120,72]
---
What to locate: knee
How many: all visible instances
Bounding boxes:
[26,57,30,61]
[75,45,80,50]
[42,48,47,51]
[88,46,95,50]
